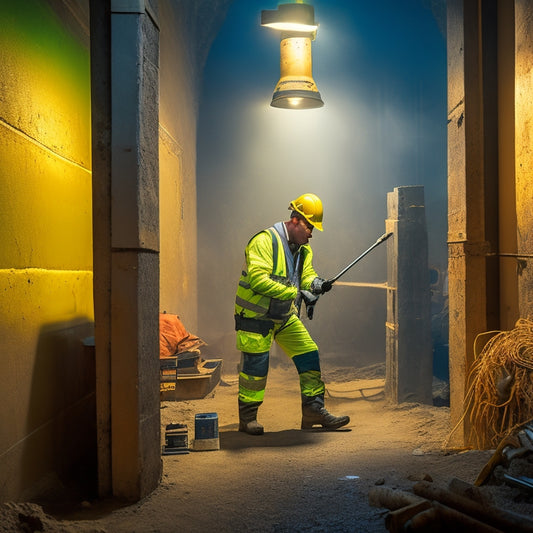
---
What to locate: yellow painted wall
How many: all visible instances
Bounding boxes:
[0,0,93,500]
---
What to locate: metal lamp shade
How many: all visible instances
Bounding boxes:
[271,35,324,109]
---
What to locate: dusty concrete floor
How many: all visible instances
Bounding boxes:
[6,361,526,532]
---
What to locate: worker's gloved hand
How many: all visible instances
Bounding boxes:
[320,280,333,293]
[300,290,319,320]
[311,277,333,295]
[300,289,319,306]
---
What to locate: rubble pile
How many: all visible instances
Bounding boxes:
[370,478,533,532]
[370,421,533,532]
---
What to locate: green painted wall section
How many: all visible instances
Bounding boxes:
[0,1,91,167]
[0,0,93,500]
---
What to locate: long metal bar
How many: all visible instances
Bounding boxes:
[329,232,393,283]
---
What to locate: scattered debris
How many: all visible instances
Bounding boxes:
[370,478,533,532]
[407,473,433,482]
[0,502,106,533]
[371,422,533,531]
[476,420,533,493]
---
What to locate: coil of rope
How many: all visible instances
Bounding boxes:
[445,318,533,449]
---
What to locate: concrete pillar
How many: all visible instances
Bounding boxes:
[446,0,499,447]
[90,0,113,498]
[385,186,432,404]
[498,0,519,330]
[91,0,161,500]
[110,0,161,501]
[515,0,533,314]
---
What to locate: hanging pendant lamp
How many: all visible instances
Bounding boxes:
[261,3,324,110]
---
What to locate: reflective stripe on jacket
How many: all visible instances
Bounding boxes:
[235,224,318,321]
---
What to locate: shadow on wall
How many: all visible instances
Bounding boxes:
[22,318,97,505]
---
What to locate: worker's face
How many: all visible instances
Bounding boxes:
[290,216,313,245]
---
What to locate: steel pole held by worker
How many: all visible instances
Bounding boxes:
[329,232,393,284]
[299,231,393,320]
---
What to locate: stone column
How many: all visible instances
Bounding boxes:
[91,0,161,501]
[110,0,161,500]
[385,186,432,404]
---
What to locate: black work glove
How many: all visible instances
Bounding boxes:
[321,280,333,293]
[311,277,333,295]
[300,290,319,320]
[300,289,318,306]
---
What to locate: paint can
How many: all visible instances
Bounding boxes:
[193,412,219,451]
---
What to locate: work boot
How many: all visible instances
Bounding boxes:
[238,400,264,435]
[239,419,264,435]
[301,395,350,430]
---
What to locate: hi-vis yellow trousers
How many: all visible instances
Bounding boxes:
[236,314,325,405]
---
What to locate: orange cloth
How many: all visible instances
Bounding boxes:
[159,313,206,357]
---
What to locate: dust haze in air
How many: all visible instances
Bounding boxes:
[196,0,447,367]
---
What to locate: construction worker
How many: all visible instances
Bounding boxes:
[235,193,350,435]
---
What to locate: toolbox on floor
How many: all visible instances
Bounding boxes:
[162,423,189,455]
[160,357,223,401]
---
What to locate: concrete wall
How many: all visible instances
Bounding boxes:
[0,0,95,500]
[158,2,199,329]
[158,0,233,330]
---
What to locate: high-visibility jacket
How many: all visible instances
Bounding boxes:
[235,224,318,322]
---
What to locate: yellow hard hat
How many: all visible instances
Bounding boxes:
[289,193,323,231]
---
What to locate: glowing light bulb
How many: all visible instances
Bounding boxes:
[262,22,318,33]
